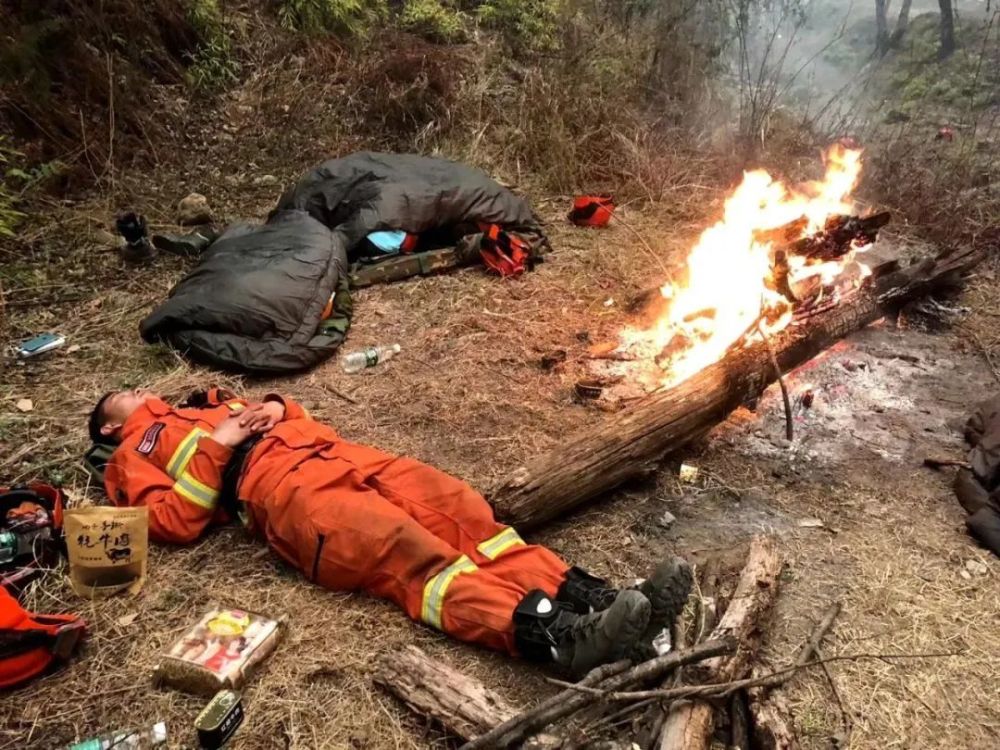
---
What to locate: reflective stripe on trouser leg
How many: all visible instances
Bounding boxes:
[476,527,525,560]
[421,554,477,630]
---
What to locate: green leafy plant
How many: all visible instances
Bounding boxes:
[400,0,468,43]
[475,0,558,51]
[0,138,26,238]
[278,0,387,36]
[186,0,239,90]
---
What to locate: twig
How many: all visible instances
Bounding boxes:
[798,602,842,665]
[923,456,971,470]
[459,639,734,750]
[968,330,1000,384]
[552,648,963,703]
[757,320,793,441]
[610,212,671,276]
[819,654,853,743]
[318,382,359,406]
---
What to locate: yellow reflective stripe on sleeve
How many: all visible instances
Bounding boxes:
[166,427,209,479]
[477,527,525,560]
[421,554,477,630]
[173,471,219,510]
[225,402,245,412]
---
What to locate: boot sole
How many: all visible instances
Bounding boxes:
[605,590,652,663]
[643,557,694,630]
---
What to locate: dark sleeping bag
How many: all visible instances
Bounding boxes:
[140,152,542,374]
[140,210,350,373]
[273,151,539,253]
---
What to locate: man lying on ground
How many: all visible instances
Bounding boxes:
[88,387,692,676]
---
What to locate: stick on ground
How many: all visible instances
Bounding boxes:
[459,639,735,750]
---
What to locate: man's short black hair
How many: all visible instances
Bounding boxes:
[88,392,115,445]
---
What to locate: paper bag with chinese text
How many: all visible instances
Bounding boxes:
[65,506,148,598]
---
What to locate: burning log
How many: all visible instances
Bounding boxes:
[769,211,891,304]
[786,211,891,262]
[490,243,982,529]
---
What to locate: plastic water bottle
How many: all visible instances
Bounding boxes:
[0,527,49,565]
[341,344,401,374]
[67,722,167,749]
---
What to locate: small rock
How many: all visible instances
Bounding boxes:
[253,174,278,187]
[658,510,676,529]
[15,398,33,412]
[960,568,972,580]
[116,612,139,627]
[798,517,825,528]
[67,344,81,354]
[540,350,567,371]
[93,228,123,248]
[965,559,988,576]
[177,193,213,226]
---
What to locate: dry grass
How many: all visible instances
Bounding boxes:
[3,20,1000,747]
[3,200,1000,748]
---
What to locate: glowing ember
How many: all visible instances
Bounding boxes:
[622,144,873,388]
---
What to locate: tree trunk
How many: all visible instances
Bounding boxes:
[490,245,981,531]
[374,645,520,742]
[889,0,913,47]
[875,0,891,55]
[658,536,783,750]
[938,0,956,57]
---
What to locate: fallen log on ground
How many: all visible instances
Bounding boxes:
[656,536,782,750]
[459,638,736,750]
[491,244,982,529]
[373,645,564,748]
[374,645,520,742]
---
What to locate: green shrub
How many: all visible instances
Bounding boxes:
[475,0,558,51]
[400,0,468,43]
[278,0,387,36]
[0,138,26,238]
[186,0,239,90]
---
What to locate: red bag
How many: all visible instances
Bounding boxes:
[1,484,65,596]
[0,586,85,689]
[478,224,531,278]
[568,195,615,227]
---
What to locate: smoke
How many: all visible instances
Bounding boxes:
[728,0,996,138]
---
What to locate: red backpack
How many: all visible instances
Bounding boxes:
[0,585,86,689]
[478,223,531,278]
[1,483,65,595]
[0,483,84,689]
[568,195,615,227]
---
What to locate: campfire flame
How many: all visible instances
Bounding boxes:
[622,144,870,388]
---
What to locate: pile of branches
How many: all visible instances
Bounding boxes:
[376,536,853,750]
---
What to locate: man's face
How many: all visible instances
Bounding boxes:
[101,388,156,436]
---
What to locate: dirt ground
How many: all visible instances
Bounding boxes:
[2,77,1000,746]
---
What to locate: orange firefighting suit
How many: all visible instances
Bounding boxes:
[104,390,569,654]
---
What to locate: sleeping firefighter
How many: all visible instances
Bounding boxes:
[87,387,692,676]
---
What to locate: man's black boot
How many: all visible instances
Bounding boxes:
[557,557,693,660]
[513,589,650,678]
[558,558,692,629]
[152,227,219,257]
[633,556,694,659]
[556,567,619,613]
[116,212,155,264]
